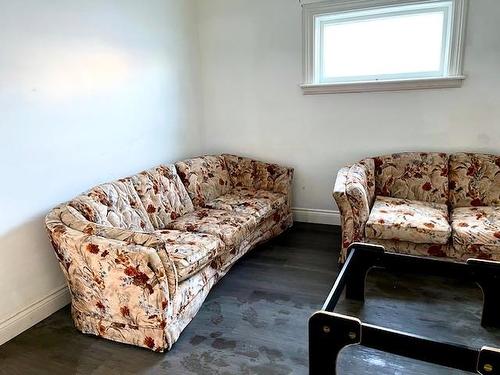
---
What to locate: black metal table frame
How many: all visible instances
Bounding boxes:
[309,243,500,375]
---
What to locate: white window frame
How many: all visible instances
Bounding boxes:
[301,0,468,94]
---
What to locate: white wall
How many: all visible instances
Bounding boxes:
[196,0,500,220]
[0,0,202,343]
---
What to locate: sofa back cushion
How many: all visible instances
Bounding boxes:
[69,179,154,231]
[222,154,293,195]
[449,153,500,208]
[374,152,449,204]
[130,164,194,229]
[175,155,232,207]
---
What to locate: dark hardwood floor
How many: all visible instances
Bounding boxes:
[1,222,500,374]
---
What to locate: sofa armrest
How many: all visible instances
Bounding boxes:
[56,205,178,296]
[333,165,372,262]
[46,208,174,351]
[223,154,294,206]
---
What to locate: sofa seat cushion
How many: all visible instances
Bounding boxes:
[155,230,223,281]
[450,206,500,259]
[166,209,256,250]
[204,187,286,219]
[365,196,451,244]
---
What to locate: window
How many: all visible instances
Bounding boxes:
[302,0,468,94]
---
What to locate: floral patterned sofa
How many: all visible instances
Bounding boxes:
[334,152,500,263]
[45,154,293,351]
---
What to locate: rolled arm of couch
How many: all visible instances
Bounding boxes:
[49,205,178,296]
[333,165,372,262]
[46,207,179,351]
[223,154,294,205]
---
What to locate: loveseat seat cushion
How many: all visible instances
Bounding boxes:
[175,155,232,208]
[450,206,500,259]
[130,164,194,230]
[155,229,223,281]
[204,187,286,219]
[365,196,451,244]
[449,153,500,208]
[69,179,154,232]
[374,152,449,204]
[166,209,256,250]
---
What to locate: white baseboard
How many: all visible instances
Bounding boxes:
[292,207,340,226]
[0,285,70,346]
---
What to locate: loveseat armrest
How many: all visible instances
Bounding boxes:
[223,154,294,205]
[333,164,372,263]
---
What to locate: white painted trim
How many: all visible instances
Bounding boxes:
[292,207,340,225]
[302,0,468,94]
[0,285,70,346]
[301,75,465,94]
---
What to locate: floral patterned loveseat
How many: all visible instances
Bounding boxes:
[334,152,500,263]
[45,154,293,351]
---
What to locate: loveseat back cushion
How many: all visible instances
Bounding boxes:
[130,164,194,229]
[374,152,449,204]
[175,155,232,208]
[365,196,451,244]
[449,153,500,208]
[69,179,154,232]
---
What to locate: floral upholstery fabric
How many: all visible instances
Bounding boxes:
[154,229,223,281]
[357,158,376,207]
[366,238,450,259]
[222,154,294,206]
[46,154,293,351]
[334,153,500,263]
[130,164,194,230]
[333,167,360,261]
[214,204,293,272]
[345,163,372,226]
[204,187,286,219]
[70,179,154,232]
[60,205,179,297]
[166,209,257,250]
[175,155,232,208]
[450,206,500,260]
[374,152,449,204]
[335,152,500,264]
[365,196,451,244]
[333,162,377,262]
[449,153,500,208]
[47,207,171,351]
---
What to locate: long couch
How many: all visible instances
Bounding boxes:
[334,152,500,263]
[45,154,293,351]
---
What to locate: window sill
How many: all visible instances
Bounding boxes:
[300,76,466,95]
